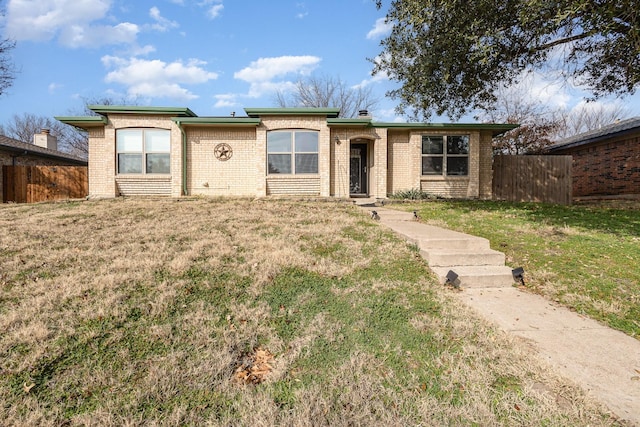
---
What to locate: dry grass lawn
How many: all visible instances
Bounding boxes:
[0,198,623,425]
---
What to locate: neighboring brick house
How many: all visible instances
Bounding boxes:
[0,131,88,202]
[546,117,640,198]
[56,105,515,199]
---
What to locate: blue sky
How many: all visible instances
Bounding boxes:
[1,0,639,125]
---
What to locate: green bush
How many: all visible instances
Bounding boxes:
[389,188,438,200]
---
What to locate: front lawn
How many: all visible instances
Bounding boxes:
[0,198,618,425]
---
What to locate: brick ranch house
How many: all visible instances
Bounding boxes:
[0,131,87,202]
[56,106,516,199]
[546,117,640,199]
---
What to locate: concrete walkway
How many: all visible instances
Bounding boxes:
[358,204,640,425]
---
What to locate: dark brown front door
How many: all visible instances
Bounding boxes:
[350,143,367,196]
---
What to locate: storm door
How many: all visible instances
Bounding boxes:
[349,143,368,196]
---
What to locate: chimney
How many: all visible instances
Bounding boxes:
[358,109,371,118]
[33,128,58,151]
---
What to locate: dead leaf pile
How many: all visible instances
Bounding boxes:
[233,347,274,385]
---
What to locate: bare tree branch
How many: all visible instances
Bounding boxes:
[274,74,379,118]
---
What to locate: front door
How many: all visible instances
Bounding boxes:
[350,143,368,196]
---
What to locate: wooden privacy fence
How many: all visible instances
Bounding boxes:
[492,155,572,205]
[2,165,88,203]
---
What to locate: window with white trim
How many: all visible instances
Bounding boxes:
[267,130,318,174]
[117,129,171,174]
[421,135,469,176]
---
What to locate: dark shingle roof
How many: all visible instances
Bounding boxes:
[0,134,87,164]
[547,117,640,152]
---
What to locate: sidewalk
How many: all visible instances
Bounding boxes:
[359,203,640,425]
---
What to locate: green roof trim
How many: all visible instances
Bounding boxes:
[244,107,340,118]
[88,105,197,117]
[371,122,518,136]
[55,115,108,128]
[172,117,261,126]
[326,118,372,126]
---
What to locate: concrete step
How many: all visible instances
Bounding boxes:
[431,265,516,288]
[383,220,490,249]
[417,236,491,251]
[421,248,506,267]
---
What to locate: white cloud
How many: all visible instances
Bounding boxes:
[213,93,239,108]
[5,0,110,41]
[366,17,392,40]
[129,44,157,56]
[149,7,179,32]
[4,0,141,47]
[197,0,223,19]
[512,71,571,109]
[59,22,139,48]
[210,56,319,107]
[207,4,224,19]
[103,56,219,100]
[235,56,320,83]
[353,72,388,90]
[48,82,62,94]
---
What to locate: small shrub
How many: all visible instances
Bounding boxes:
[390,188,438,200]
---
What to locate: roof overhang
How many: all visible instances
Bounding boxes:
[54,116,108,129]
[172,117,261,127]
[327,118,372,127]
[371,122,519,137]
[88,105,197,117]
[244,107,340,118]
[0,144,87,165]
[547,127,640,152]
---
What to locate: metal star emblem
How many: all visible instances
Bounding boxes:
[214,143,233,161]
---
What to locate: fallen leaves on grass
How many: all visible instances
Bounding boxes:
[234,347,274,385]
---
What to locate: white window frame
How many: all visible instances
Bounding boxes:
[116,128,171,175]
[267,130,319,175]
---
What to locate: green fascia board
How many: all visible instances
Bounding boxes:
[88,105,197,117]
[172,117,261,126]
[326,118,372,126]
[244,107,340,118]
[371,122,519,136]
[55,116,108,127]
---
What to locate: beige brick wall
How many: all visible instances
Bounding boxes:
[260,116,331,197]
[329,127,384,197]
[88,114,182,198]
[478,131,494,199]
[387,131,411,194]
[84,112,495,200]
[87,125,116,198]
[186,127,257,196]
[411,130,482,199]
[330,130,350,197]
[370,128,388,198]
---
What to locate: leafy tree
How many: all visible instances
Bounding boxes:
[373,0,640,120]
[274,74,379,118]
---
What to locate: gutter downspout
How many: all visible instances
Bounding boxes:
[176,120,188,196]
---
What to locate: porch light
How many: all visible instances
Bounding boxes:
[334,135,341,144]
[512,267,525,286]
